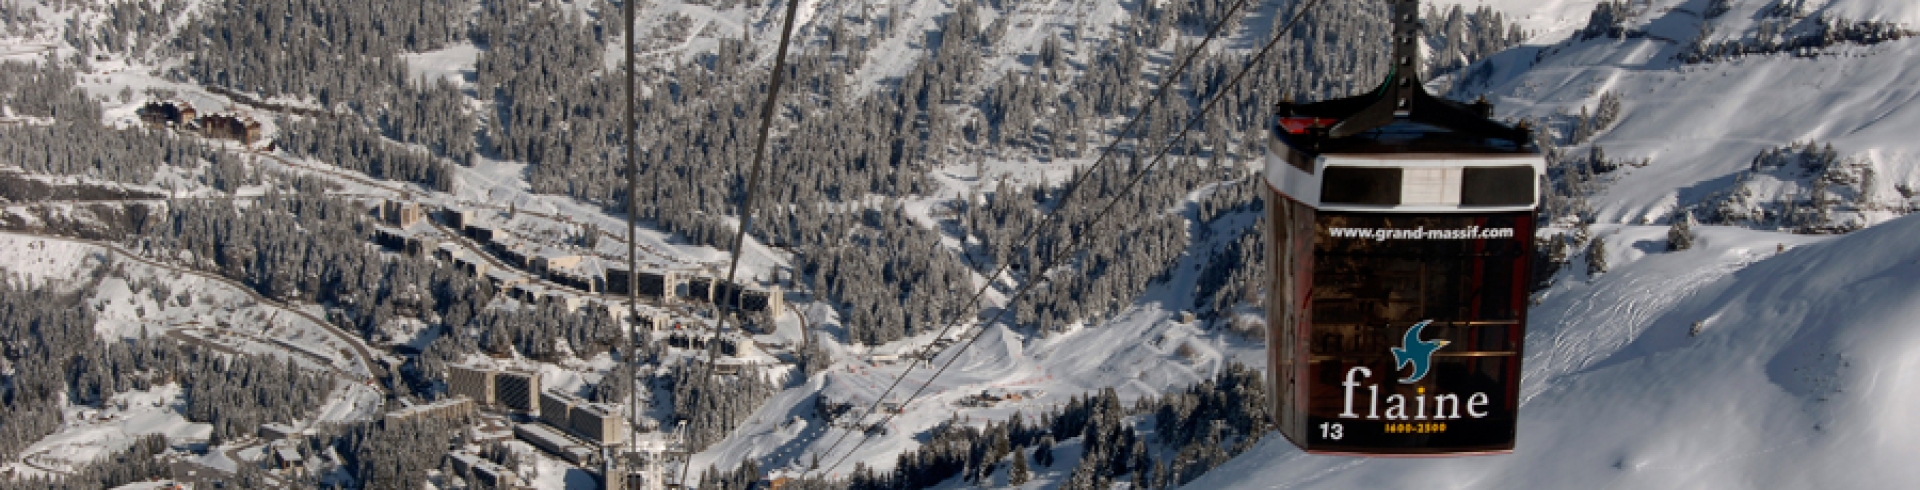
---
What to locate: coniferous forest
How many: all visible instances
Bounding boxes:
[0,0,1546,487]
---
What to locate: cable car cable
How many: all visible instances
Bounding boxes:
[812,0,1329,478]
[677,0,807,484]
[800,0,1263,472]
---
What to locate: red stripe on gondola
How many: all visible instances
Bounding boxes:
[1279,117,1341,134]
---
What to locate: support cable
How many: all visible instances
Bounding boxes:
[677,0,808,485]
[624,0,641,481]
[812,0,1329,478]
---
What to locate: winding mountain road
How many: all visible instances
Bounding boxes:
[3,230,380,383]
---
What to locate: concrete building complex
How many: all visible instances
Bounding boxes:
[384,396,477,426]
[447,364,496,406]
[637,269,679,301]
[569,402,628,446]
[514,423,596,465]
[537,390,628,446]
[532,255,584,275]
[495,370,540,413]
[685,276,785,317]
[539,390,579,429]
[382,200,425,228]
[448,450,522,488]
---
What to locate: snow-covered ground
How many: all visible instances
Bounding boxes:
[1191,213,1920,489]
[0,231,371,379]
[9,0,1920,487]
[685,189,1271,481]
[1190,0,1920,487]
[1448,0,1920,228]
[0,383,210,479]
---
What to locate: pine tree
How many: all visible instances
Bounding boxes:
[1035,435,1055,467]
[1548,233,1572,264]
[1009,446,1031,486]
[1668,211,1696,251]
[1586,238,1609,275]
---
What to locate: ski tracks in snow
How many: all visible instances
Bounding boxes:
[1522,252,1758,406]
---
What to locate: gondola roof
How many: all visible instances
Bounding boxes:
[1274,0,1534,157]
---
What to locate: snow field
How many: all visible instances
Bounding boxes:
[0,384,211,480]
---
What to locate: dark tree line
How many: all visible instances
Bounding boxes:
[278,115,459,192]
[1577,0,1637,41]
[139,196,494,335]
[1689,141,1875,233]
[0,271,335,472]
[0,121,223,188]
[669,361,779,451]
[0,283,98,461]
[468,302,623,361]
[695,458,765,490]
[992,159,1193,333]
[799,202,975,344]
[1425,4,1531,77]
[183,0,468,108]
[381,77,478,164]
[336,412,474,490]
[180,352,338,442]
[0,58,94,121]
[1566,90,1623,147]
[67,0,190,62]
[759,363,1269,490]
[0,434,283,490]
[475,0,616,172]
[1190,177,1267,318]
[1678,1,1914,63]
[0,1,39,37]
[0,60,225,186]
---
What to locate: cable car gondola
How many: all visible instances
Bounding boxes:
[1264,0,1542,456]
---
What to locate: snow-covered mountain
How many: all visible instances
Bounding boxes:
[5,0,1920,487]
[1191,0,1920,487]
[1192,214,1920,489]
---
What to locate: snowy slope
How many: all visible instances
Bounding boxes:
[12,0,1920,486]
[1188,1,1920,487]
[1430,0,1609,43]
[1447,0,1920,228]
[1,384,211,479]
[1190,213,1920,489]
[1431,0,1920,43]
[687,202,1273,480]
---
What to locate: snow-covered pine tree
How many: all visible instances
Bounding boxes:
[1009,446,1031,486]
[1668,211,1697,251]
[1587,238,1610,275]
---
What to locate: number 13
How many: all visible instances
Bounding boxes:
[1319,422,1344,440]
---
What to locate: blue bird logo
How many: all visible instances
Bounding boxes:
[1390,320,1448,384]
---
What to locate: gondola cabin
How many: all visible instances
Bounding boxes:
[1264,0,1542,456]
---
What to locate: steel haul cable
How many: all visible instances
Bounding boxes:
[809,0,1330,479]
[804,0,1264,469]
[676,0,808,485]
